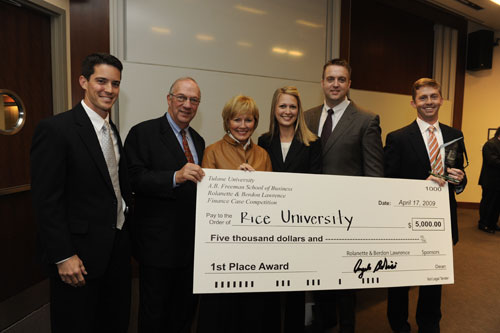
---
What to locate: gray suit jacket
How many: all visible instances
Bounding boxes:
[304,102,384,177]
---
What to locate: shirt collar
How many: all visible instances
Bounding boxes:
[166,112,190,134]
[323,97,350,113]
[227,132,252,150]
[416,117,441,135]
[81,100,109,133]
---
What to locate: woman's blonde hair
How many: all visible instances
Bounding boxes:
[267,86,317,146]
[222,95,259,132]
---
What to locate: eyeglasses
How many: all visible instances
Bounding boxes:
[169,94,201,105]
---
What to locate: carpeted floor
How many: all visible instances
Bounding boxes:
[356,208,500,333]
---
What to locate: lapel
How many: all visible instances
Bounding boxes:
[323,102,356,154]
[188,127,204,166]
[493,137,500,155]
[159,115,189,168]
[110,120,129,195]
[269,133,285,171]
[109,120,124,160]
[408,120,432,171]
[440,124,456,143]
[306,106,322,134]
[284,136,302,169]
[73,104,114,193]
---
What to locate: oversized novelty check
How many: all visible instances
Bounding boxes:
[193,169,454,294]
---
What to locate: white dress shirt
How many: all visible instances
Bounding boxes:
[82,100,120,163]
[317,97,351,137]
[416,117,445,168]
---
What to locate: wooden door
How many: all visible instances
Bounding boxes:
[0,1,53,307]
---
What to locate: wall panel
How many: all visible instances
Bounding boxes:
[349,0,434,95]
[70,0,110,106]
[118,0,329,143]
[125,0,327,82]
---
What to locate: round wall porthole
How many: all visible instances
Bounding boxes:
[0,89,26,135]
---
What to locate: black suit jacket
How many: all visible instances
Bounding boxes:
[384,120,467,244]
[30,103,133,278]
[124,114,205,268]
[257,132,322,174]
[478,137,500,188]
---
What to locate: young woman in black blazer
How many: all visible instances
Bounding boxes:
[258,86,322,332]
[258,86,321,174]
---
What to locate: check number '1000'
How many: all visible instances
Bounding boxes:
[409,218,445,231]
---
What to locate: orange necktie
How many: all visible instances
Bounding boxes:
[181,129,194,163]
[428,126,443,175]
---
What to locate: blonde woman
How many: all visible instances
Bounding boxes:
[258,86,321,174]
[258,86,321,332]
[202,94,271,171]
[198,95,275,333]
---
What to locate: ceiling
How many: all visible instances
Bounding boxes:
[427,0,500,30]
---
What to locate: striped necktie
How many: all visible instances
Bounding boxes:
[102,121,125,229]
[428,125,443,175]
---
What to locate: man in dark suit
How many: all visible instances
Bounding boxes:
[30,53,132,332]
[124,77,205,332]
[384,78,466,333]
[478,127,500,233]
[304,59,384,333]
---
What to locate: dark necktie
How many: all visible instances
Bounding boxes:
[321,109,334,146]
[181,129,194,163]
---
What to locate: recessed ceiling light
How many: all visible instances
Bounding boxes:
[296,19,323,28]
[272,47,287,54]
[237,41,253,47]
[151,27,171,34]
[196,34,215,41]
[234,5,267,15]
[288,50,303,57]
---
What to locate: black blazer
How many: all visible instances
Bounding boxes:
[479,137,500,188]
[124,114,205,268]
[30,103,133,278]
[258,132,322,174]
[384,121,467,244]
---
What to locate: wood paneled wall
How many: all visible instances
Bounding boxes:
[340,0,467,129]
[70,0,110,107]
[0,1,53,303]
[350,1,434,95]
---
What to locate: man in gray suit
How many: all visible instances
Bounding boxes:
[305,58,384,333]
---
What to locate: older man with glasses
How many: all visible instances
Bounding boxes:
[124,77,205,332]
